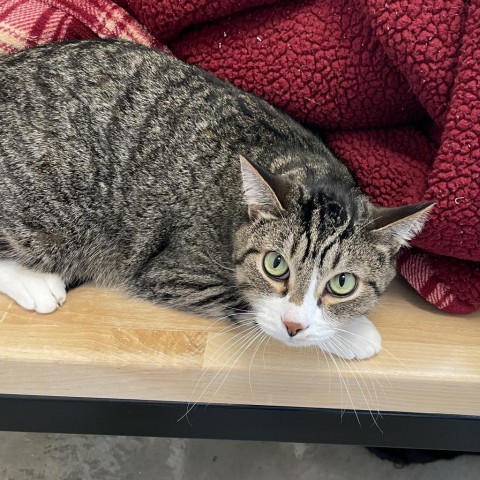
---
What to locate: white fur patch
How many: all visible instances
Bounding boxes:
[251,272,382,359]
[252,272,336,347]
[320,316,382,360]
[0,259,66,314]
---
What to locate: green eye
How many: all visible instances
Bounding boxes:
[263,252,289,280]
[327,273,357,296]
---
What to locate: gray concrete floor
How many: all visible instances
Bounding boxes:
[0,432,479,479]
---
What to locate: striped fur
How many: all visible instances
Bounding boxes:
[0,40,431,350]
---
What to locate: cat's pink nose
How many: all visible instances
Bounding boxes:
[283,320,306,337]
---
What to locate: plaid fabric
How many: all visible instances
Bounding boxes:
[0,0,160,54]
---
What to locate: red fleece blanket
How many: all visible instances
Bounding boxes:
[0,0,478,313]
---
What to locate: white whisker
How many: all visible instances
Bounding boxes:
[249,332,268,392]
[329,336,382,432]
[262,336,271,368]
[213,327,264,398]
[315,345,332,398]
[179,324,260,421]
[334,327,406,368]
[322,339,359,424]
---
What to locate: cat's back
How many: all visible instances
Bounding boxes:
[0,39,349,204]
[0,40,177,88]
[0,39,249,123]
[0,40,234,189]
[0,39,321,157]
[0,40,193,120]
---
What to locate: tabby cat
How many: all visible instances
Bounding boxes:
[0,40,432,360]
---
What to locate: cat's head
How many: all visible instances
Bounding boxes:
[233,155,433,347]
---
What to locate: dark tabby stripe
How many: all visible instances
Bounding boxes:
[173,280,227,292]
[0,235,11,253]
[331,251,341,270]
[318,236,338,266]
[367,280,381,297]
[190,290,237,308]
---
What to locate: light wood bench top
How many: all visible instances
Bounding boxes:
[0,278,479,416]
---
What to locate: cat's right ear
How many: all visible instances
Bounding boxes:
[239,155,289,220]
[370,201,435,247]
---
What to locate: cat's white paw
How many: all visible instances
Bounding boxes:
[0,259,66,314]
[320,316,382,360]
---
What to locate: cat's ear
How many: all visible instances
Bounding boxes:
[239,155,289,220]
[371,201,435,246]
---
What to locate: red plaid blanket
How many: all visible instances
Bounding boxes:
[1,0,479,314]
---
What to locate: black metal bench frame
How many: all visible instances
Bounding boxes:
[1,394,478,452]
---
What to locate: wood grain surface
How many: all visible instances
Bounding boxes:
[0,278,479,416]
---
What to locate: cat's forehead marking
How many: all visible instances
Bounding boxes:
[298,190,349,224]
[292,189,355,268]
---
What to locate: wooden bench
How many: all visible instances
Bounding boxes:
[0,278,479,450]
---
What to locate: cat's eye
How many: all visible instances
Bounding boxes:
[263,251,289,280]
[326,273,357,297]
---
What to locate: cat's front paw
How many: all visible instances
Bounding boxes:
[0,260,66,314]
[320,316,381,360]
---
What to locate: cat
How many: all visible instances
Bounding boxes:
[0,39,433,360]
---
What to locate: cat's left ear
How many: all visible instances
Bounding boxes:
[239,155,290,220]
[370,202,435,246]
